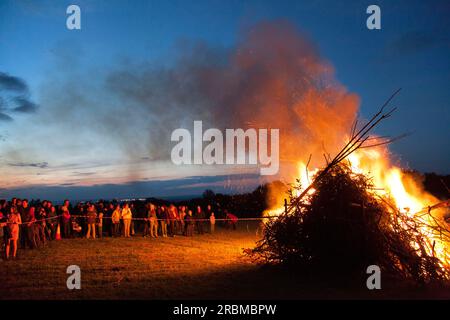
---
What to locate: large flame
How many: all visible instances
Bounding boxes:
[265,144,450,269]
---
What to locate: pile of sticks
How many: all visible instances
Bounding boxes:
[249,90,450,284]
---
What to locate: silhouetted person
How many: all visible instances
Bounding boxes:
[19,200,36,249]
[158,206,168,237]
[184,210,194,237]
[195,206,205,234]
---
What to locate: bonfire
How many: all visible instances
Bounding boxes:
[249,90,450,284]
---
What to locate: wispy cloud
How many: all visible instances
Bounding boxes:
[13,97,39,113]
[8,161,49,169]
[71,171,96,176]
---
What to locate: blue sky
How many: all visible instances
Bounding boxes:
[0,0,449,200]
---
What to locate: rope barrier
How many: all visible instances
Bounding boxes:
[58,214,274,222]
[1,213,276,226]
[1,215,60,226]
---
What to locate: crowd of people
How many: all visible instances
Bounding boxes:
[0,198,239,260]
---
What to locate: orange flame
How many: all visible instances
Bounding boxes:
[265,144,450,269]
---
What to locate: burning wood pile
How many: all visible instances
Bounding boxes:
[248,91,450,284]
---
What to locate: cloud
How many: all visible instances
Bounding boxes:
[0,71,39,121]
[8,161,49,169]
[0,72,28,92]
[0,112,13,121]
[12,97,39,113]
[71,171,96,176]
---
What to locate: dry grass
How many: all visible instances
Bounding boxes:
[0,222,448,300]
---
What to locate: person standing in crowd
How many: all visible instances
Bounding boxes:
[149,203,158,238]
[158,205,168,237]
[111,204,121,237]
[61,200,71,238]
[6,206,21,260]
[143,203,151,238]
[35,206,47,246]
[175,205,181,235]
[0,200,6,217]
[206,205,214,234]
[76,203,86,235]
[129,203,136,236]
[184,210,194,237]
[179,206,186,236]
[20,200,37,249]
[97,207,104,239]
[18,199,28,249]
[195,206,205,235]
[0,208,8,257]
[209,212,216,234]
[136,203,146,236]
[29,207,41,247]
[105,203,114,237]
[167,204,177,237]
[46,202,57,240]
[121,203,132,238]
[86,203,97,239]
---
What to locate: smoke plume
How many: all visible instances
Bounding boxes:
[37,20,360,181]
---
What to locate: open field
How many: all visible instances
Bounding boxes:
[0,223,449,300]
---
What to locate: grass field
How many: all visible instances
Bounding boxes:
[0,223,449,300]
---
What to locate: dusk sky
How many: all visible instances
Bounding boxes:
[0,0,449,200]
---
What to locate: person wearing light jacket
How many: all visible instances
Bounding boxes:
[121,203,132,238]
[149,203,158,238]
[86,204,97,239]
[111,204,121,237]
